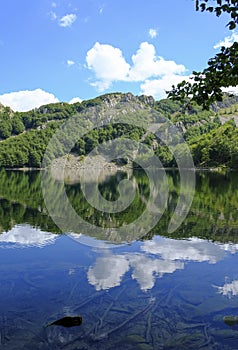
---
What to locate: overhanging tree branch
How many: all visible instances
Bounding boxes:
[196,0,238,30]
[167,0,238,109]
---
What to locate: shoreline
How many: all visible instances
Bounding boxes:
[3,166,237,172]
[2,154,237,173]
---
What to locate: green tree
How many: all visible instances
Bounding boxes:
[12,117,25,135]
[28,149,42,167]
[168,0,238,109]
[0,120,12,139]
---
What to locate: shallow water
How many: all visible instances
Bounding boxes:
[0,169,238,349]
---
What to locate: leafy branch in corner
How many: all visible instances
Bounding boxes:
[196,0,238,30]
[167,0,238,109]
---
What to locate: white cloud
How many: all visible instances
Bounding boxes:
[87,251,184,292]
[140,74,190,100]
[59,14,77,27]
[214,32,238,49]
[222,86,238,95]
[142,236,226,264]
[86,42,130,91]
[50,11,57,20]
[67,60,75,66]
[69,97,82,104]
[87,236,236,292]
[129,42,186,81]
[0,225,58,248]
[86,41,188,98]
[215,280,238,298]
[87,254,130,290]
[129,254,184,291]
[149,28,158,39]
[0,88,59,112]
[221,243,238,254]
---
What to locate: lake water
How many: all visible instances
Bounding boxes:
[0,169,238,349]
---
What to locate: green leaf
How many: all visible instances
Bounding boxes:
[207,6,214,12]
[196,0,199,11]
[215,7,222,16]
[228,21,236,30]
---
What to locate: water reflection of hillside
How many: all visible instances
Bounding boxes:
[0,169,238,242]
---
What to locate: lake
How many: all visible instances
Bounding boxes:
[0,169,238,349]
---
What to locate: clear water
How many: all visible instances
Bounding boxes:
[0,169,238,349]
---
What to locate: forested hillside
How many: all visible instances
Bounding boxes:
[0,92,238,168]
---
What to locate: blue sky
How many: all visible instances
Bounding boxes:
[0,0,237,111]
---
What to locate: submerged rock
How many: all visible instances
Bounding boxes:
[47,316,83,328]
[223,315,238,326]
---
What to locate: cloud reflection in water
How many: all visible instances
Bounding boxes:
[88,254,130,290]
[215,280,238,298]
[0,224,58,248]
[87,236,237,292]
